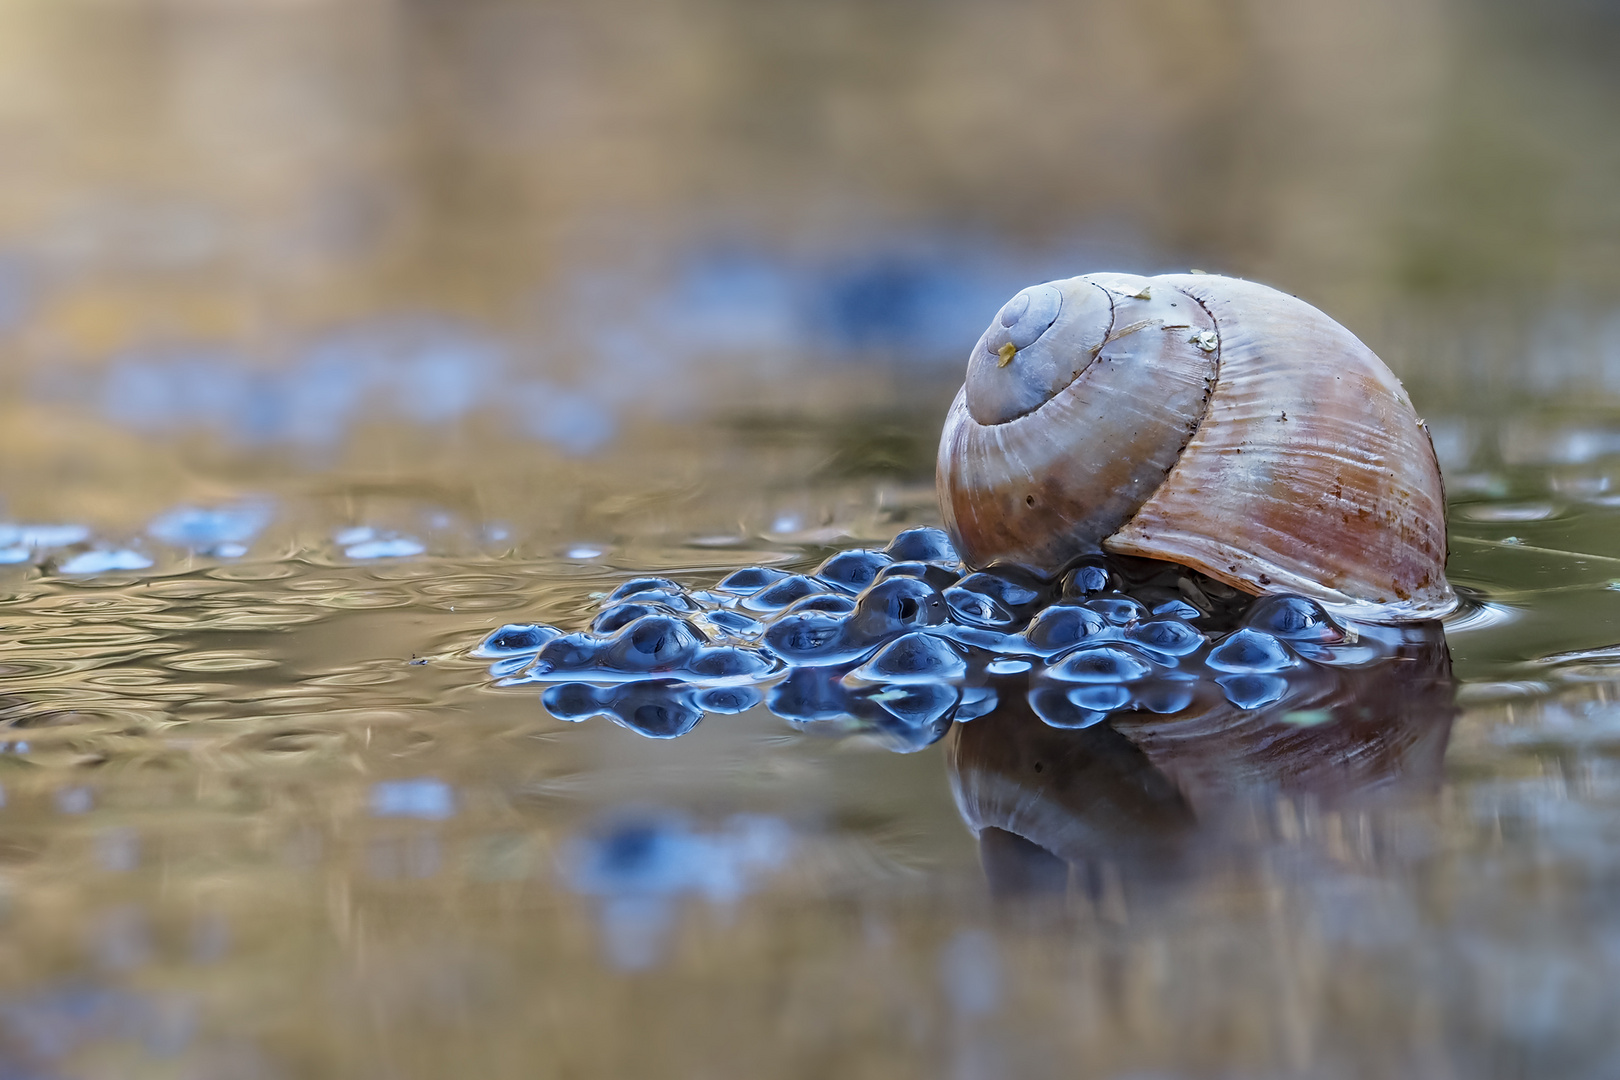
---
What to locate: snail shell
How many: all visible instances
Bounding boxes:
[937,272,1454,622]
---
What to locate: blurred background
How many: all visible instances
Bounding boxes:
[1,2,1620,1077]
[0,0,1617,523]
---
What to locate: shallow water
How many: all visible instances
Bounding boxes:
[0,395,1615,1078]
[2,0,1620,1076]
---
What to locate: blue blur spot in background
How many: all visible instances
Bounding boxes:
[561,811,795,970]
[149,502,271,557]
[370,778,455,820]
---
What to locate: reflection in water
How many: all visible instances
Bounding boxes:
[561,813,795,971]
[948,622,1455,899]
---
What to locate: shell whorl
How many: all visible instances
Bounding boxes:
[936,272,1455,623]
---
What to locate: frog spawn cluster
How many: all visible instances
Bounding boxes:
[475,528,1382,752]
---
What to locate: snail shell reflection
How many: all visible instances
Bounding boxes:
[937,273,1454,623]
[946,620,1455,896]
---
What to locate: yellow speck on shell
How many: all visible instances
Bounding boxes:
[996,342,1017,367]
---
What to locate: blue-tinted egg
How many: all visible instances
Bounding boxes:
[1217,673,1289,709]
[763,610,858,664]
[1068,684,1133,713]
[815,549,892,593]
[849,632,967,683]
[685,646,777,681]
[531,632,605,676]
[1205,628,1295,673]
[1059,561,1111,599]
[602,684,705,739]
[1241,594,1341,641]
[705,608,765,637]
[600,615,705,673]
[876,560,962,590]
[607,577,685,603]
[1022,603,1110,655]
[473,623,561,658]
[780,592,858,616]
[884,527,958,563]
[1124,617,1206,658]
[767,667,856,723]
[741,574,830,613]
[847,577,947,641]
[716,566,792,595]
[1027,686,1106,729]
[592,602,661,634]
[695,685,763,714]
[541,682,605,721]
[1048,645,1155,683]
[1084,595,1149,626]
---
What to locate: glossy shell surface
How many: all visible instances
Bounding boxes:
[937,272,1455,622]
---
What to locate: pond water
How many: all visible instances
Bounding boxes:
[2,1,1620,1077]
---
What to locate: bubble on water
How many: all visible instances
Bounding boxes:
[884,527,957,563]
[473,623,560,658]
[1124,617,1206,659]
[815,549,891,594]
[1205,628,1295,673]
[1217,673,1289,709]
[58,549,154,575]
[1047,644,1154,684]
[1022,604,1110,655]
[741,574,830,613]
[987,658,1032,675]
[566,545,606,560]
[849,632,967,684]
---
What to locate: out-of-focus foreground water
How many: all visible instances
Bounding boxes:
[1,1,1620,1076]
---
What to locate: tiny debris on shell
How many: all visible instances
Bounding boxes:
[997,342,1017,367]
[1190,329,1219,352]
